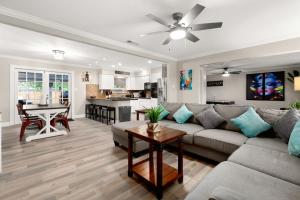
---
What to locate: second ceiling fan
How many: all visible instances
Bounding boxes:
[143,4,223,45]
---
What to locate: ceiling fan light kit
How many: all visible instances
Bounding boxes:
[170,28,186,40]
[222,71,230,77]
[144,4,223,45]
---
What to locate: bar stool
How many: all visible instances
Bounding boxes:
[101,106,116,125]
[94,105,102,121]
[85,104,96,119]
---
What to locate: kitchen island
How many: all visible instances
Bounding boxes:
[87,98,138,121]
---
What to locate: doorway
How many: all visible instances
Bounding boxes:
[12,66,73,124]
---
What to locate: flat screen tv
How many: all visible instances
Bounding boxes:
[246,71,285,101]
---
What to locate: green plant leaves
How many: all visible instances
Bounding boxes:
[145,107,163,123]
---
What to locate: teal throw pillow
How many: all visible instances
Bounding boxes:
[288,121,300,157]
[231,107,272,138]
[157,105,169,121]
[173,104,193,124]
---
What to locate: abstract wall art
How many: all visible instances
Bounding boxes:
[180,69,192,90]
[246,71,285,101]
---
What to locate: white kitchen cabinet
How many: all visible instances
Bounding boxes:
[99,74,114,89]
[130,100,139,113]
[126,77,131,90]
[128,76,136,90]
[151,98,158,107]
[150,72,161,83]
[135,76,149,90]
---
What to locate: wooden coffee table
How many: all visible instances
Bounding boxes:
[126,125,186,199]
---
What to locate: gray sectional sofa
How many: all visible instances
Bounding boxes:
[111,102,300,200]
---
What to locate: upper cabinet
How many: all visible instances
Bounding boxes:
[135,76,149,90]
[99,74,114,90]
[99,70,150,90]
[150,72,162,83]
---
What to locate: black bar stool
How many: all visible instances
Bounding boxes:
[94,105,102,121]
[85,104,97,119]
[101,106,116,125]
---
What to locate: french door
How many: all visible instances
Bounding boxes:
[15,69,72,123]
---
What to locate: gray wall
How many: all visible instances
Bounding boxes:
[0,56,99,123]
[207,66,300,109]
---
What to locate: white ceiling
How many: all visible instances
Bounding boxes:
[0,0,300,60]
[0,23,163,72]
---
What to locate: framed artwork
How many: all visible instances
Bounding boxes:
[246,71,285,101]
[180,69,192,90]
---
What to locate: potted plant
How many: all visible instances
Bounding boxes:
[289,101,300,110]
[146,107,163,133]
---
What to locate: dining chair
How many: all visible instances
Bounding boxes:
[16,104,44,141]
[51,103,71,131]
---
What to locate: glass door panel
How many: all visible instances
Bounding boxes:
[17,70,44,105]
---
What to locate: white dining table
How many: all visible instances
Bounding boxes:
[23,104,69,142]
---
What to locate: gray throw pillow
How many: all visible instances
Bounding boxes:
[273,109,300,143]
[196,107,225,129]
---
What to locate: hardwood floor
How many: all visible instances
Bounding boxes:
[0,118,214,200]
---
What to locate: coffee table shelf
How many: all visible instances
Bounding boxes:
[126,125,186,199]
[132,158,178,188]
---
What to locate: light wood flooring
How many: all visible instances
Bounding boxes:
[0,118,214,200]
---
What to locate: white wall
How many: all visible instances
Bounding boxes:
[207,66,300,109]
[176,38,300,105]
[0,56,99,123]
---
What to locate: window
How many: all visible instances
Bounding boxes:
[49,73,69,105]
[17,71,43,104]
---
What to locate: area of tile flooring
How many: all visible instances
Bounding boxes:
[0,118,214,200]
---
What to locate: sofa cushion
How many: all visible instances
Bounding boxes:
[256,108,287,125]
[214,105,251,132]
[185,103,212,124]
[196,107,225,129]
[246,137,288,153]
[166,123,204,144]
[193,129,247,154]
[273,109,300,143]
[231,107,272,138]
[228,144,300,186]
[185,161,300,200]
[209,186,247,200]
[161,102,183,120]
[288,121,300,157]
[173,104,193,124]
[112,120,146,142]
[157,104,169,121]
[158,120,177,127]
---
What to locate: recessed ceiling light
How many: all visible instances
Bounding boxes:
[95,61,98,64]
[88,64,92,67]
[139,34,145,37]
[52,50,65,60]
[118,62,122,66]
[112,65,115,68]
[102,57,107,61]
[148,60,152,64]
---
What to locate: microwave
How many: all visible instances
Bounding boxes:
[144,82,151,90]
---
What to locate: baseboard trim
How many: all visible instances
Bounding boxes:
[73,114,85,119]
[1,121,14,127]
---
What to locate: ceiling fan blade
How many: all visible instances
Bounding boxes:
[146,14,170,28]
[192,22,223,31]
[230,71,242,74]
[186,32,200,42]
[179,4,205,27]
[141,30,169,36]
[162,37,172,45]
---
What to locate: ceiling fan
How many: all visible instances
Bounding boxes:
[221,67,242,77]
[143,4,223,45]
